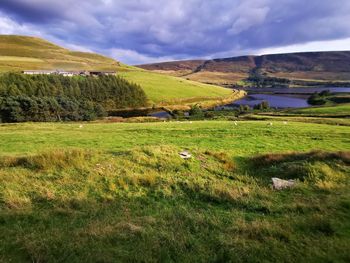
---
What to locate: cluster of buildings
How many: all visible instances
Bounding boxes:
[22,70,116,77]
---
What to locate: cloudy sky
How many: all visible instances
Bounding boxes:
[1,0,350,64]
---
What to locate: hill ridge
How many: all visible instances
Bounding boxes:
[139,51,350,86]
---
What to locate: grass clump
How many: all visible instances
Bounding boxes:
[252,150,350,167]
[0,149,91,171]
[251,150,350,190]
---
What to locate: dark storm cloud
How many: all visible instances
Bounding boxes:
[1,0,350,64]
[0,0,61,22]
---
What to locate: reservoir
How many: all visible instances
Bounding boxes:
[224,87,350,109]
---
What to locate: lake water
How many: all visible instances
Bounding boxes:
[223,87,350,109]
[150,111,173,118]
[240,87,350,94]
[230,94,310,108]
[148,87,350,117]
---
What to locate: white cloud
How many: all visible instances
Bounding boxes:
[0,13,40,35]
[258,37,350,55]
[109,48,176,65]
[228,0,270,35]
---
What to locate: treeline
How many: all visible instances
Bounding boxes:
[308,90,350,106]
[308,90,332,105]
[0,73,148,122]
[248,68,291,88]
[0,96,106,122]
[292,80,350,87]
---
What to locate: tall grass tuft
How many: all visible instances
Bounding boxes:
[252,150,350,167]
[204,150,236,171]
[0,149,91,170]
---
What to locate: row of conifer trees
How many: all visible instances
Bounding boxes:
[0,73,148,122]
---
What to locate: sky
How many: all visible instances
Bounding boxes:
[0,0,350,65]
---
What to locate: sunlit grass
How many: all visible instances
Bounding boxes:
[119,70,233,104]
[0,115,349,262]
[0,141,349,262]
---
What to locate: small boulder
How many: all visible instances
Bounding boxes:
[272,178,296,190]
[179,151,192,159]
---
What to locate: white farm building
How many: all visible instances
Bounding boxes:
[22,70,116,77]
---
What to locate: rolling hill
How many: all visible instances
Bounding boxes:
[0,35,237,107]
[0,35,121,72]
[139,51,350,87]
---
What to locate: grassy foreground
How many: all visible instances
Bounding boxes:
[0,120,349,262]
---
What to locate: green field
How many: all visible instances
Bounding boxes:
[249,103,350,126]
[0,35,234,106]
[119,70,232,104]
[1,121,349,155]
[0,120,349,262]
[291,103,350,116]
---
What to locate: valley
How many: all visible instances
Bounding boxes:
[0,34,349,262]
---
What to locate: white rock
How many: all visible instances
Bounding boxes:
[272,178,296,190]
[179,151,192,159]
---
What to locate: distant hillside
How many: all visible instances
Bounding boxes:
[0,35,121,71]
[0,35,237,107]
[139,51,350,87]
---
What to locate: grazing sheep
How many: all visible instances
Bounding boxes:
[79,125,84,129]
[283,121,288,125]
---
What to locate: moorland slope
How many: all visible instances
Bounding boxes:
[139,51,350,86]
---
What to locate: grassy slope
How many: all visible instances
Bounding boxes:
[119,70,232,104]
[250,103,350,127]
[0,120,349,262]
[256,104,350,118]
[0,35,120,71]
[0,35,234,106]
[292,103,350,115]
